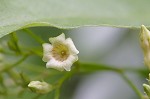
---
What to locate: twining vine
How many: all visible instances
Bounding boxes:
[0,26,149,99]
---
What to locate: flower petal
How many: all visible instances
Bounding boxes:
[42,43,52,53]
[49,33,65,44]
[62,62,72,71]
[63,55,78,71]
[42,55,51,62]
[42,43,52,62]
[65,38,79,55]
[46,58,64,71]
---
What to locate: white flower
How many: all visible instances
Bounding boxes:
[140,25,150,69]
[42,33,79,71]
[28,81,52,94]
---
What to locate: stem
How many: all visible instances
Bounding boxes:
[79,62,144,98]
[7,70,20,85]
[120,72,143,98]
[54,68,77,99]
[1,54,29,72]
[32,94,41,99]
[23,29,45,44]
[80,62,148,76]
[54,89,60,99]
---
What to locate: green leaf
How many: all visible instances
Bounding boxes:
[0,0,150,38]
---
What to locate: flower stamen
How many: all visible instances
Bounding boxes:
[52,43,69,62]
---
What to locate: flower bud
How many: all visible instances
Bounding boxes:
[140,25,150,69]
[142,95,149,99]
[28,81,52,94]
[148,73,150,84]
[143,84,150,98]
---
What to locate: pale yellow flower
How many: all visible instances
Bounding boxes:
[42,33,79,71]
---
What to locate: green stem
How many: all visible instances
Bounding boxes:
[7,70,20,85]
[54,68,77,99]
[23,29,45,44]
[79,62,143,98]
[120,72,143,98]
[32,94,41,99]
[54,73,72,99]
[29,62,144,99]
[1,54,29,72]
[54,88,60,99]
[80,62,148,76]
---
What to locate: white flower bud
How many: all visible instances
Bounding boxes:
[28,81,52,94]
[140,25,150,69]
[143,84,150,98]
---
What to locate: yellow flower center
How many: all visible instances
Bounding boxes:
[52,42,69,61]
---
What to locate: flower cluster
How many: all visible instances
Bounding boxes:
[140,25,150,69]
[28,33,79,94]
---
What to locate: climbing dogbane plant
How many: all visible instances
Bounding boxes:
[1,0,150,99]
[0,28,149,99]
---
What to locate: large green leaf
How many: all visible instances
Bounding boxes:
[0,0,150,38]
